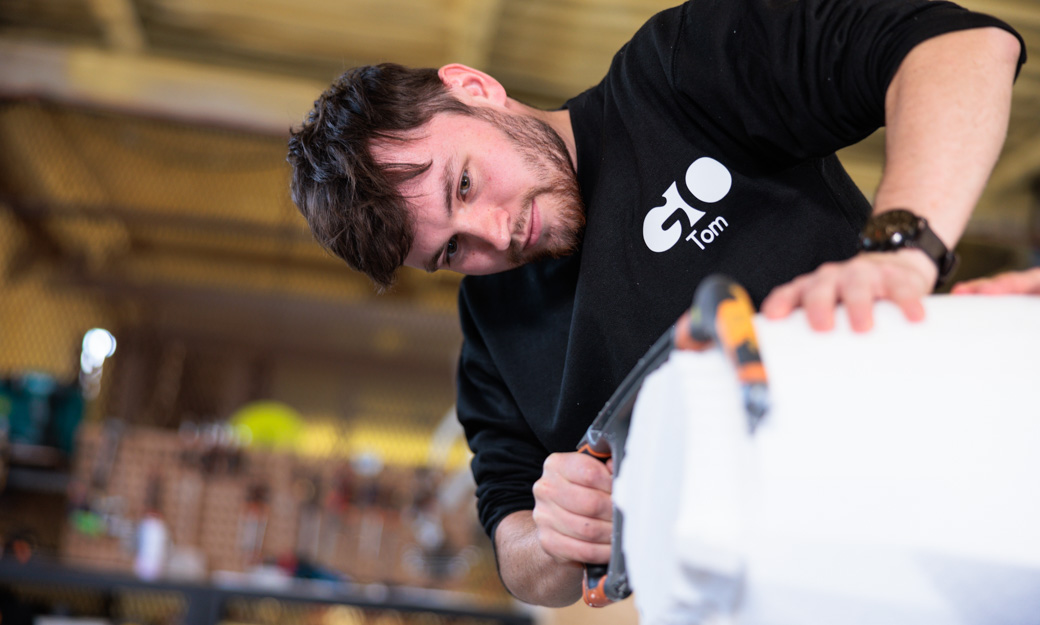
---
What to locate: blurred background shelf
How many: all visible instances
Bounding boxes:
[0,558,534,625]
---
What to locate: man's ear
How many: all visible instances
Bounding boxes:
[438,64,509,107]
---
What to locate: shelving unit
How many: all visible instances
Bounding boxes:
[0,559,533,625]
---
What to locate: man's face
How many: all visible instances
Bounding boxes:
[376,109,585,276]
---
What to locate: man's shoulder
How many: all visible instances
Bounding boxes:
[461,256,580,301]
[458,255,581,332]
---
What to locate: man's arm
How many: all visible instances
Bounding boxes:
[762,27,1023,331]
[494,451,614,607]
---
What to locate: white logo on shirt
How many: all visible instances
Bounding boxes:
[643,157,731,253]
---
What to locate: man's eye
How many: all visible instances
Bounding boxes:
[459,171,471,197]
[446,236,459,259]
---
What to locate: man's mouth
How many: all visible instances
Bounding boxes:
[524,199,541,251]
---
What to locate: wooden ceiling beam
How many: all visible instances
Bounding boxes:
[85,0,146,52]
[0,39,324,135]
[3,196,311,241]
[448,0,504,69]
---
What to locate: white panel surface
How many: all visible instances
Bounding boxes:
[613,295,1040,625]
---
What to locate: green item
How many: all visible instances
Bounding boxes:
[70,509,106,536]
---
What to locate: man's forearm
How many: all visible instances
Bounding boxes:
[494,510,585,607]
[877,27,1021,243]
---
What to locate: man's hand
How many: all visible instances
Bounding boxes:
[952,267,1040,296]
[531,451,614,565]
[492,452,613,606]
[761,248,936,332]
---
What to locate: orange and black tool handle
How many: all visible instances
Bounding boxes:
[683,274,769,430]
[575,274,769,607]
[576,442,627,607]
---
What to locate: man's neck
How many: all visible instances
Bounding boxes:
[505,99,578,171]
[543,108,578,171]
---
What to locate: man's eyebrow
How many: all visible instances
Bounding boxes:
[423,159,456,273]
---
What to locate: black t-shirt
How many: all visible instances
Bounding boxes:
[456,0,1025,539]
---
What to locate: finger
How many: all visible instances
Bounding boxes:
[983,272,1040,295]
[891,295,926,322]
[568,456,613,492]
[952,275,1014,295]
[532,474,613,521]
[841,274,877,333]
[761,282,800,320]
[801,280,838,332]
[843,297,874,333]
[544,452,612,492]
[968,273,1028,294]
[951,274,1010,294]
[891,291,926,322]
[536,525,612,565]
[1023,268,1040,294]
[978,279,1013,294]
[534,501,614,545]
[950,281,981,294]
[532,495,614,565]
[888,274,927,323]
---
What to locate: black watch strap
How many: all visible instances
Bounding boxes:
[915,224,958,287]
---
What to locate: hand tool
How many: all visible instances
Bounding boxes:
[576,274,768,607]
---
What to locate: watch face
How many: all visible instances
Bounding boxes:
[861,209,921,251]
[858,209,957,287]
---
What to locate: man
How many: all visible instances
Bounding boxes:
[288,0,1025,606]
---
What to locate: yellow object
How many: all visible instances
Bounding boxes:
[229,400,304,449]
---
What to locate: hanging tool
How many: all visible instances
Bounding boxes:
[239,482,270,565]
[577,274,769,607]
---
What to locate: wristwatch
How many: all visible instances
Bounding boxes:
[858,209,959,289]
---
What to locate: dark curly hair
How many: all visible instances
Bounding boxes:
[287,64,474,289]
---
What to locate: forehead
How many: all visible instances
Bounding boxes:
[368,118,459,270]
[368,122,449,212]
[371,113,460,165]
[370,110,508,170]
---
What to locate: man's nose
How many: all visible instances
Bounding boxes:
[464,205,511,251]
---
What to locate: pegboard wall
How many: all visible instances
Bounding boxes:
[61,423,503,601]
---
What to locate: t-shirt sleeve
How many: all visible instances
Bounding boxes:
[662,0,1026,162]
[456,284,549,540]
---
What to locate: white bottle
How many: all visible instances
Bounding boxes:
[134,512,169,580]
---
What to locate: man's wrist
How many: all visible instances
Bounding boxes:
[894,247,940,289]
[858,209,958,289]
[495,510,584,606]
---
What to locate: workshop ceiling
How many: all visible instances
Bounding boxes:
[0,0,1038,356]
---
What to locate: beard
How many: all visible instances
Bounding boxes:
[471,108,586,267]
